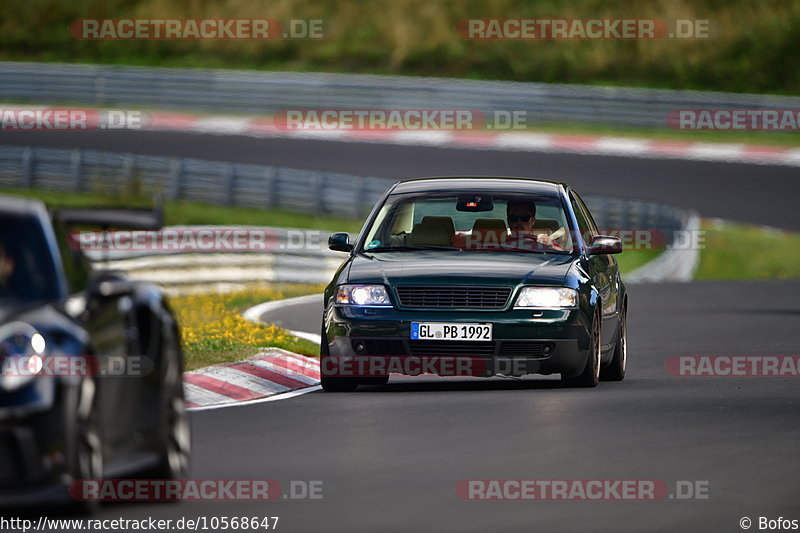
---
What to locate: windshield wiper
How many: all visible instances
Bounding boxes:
[364,245,460,252]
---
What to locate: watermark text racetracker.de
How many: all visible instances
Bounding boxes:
[273,109,570,131]
[456,18,712,40]
[0,108,147,131]
[68,478,324,502]
[455,479,710,501]
[70,18,324,40]
[667,109,800,131]
[69,228,705,253]
[666,355,800,377]
[0,354,152,378]
[71,228,281,252]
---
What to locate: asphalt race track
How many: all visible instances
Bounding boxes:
[51,280,800,532]
[14,132,798,531]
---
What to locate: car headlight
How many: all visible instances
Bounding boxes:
[336,285,392,306]
[515,287,578,308]
[0,322,46,392]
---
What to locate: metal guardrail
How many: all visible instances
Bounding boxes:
[2,62,800,128]
[0,144,689,233]
[0,145,386,219]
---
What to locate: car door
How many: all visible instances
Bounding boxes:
[568,191,618,348]
[54,222,140,464]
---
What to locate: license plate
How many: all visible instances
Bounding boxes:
[411,322,492,341]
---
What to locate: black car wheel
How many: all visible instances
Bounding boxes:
[562,309,601,388]
[319,324,359,392]
[76,378,103,480]
[600,303,627,382]
[360,376,390,386]
[65,376,103,513]
[153,330,191,481]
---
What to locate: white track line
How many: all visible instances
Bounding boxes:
[242,293,321,322]
[188,385,322,411]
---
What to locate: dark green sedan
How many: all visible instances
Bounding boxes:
[321,177,627,391]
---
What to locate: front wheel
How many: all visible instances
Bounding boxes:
[360,375,390,386]
[321,375,359,392]
[319,324,359,392]
[562,310,601,388]
[64,377,103,514]
[153,329,191,481]
[600,304,626,382]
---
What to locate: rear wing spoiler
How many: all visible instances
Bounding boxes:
[53,205,163,230]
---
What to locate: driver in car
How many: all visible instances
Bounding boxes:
[506,200,563,250]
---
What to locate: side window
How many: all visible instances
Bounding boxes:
[573,192,600,236]
[53,219,91,294]
[569,191,593,247]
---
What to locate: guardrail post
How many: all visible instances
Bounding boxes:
[620,199,632,232]
[314,172,327,215]
[223,163,236,205]
[94,76,106,106]
[264,166,278,208]
[70,148,83,192]
[356,176,368,218]
[21,147,33,188]
[122,154,135,185]
[169,158,184,200]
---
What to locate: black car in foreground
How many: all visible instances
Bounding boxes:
[321,177,627,391]
[0,195,190,508]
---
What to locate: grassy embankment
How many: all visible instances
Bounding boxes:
[2,0,798,95]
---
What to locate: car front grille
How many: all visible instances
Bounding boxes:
[395,286,512,309]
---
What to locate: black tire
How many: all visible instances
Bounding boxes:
[321,376,359,392]
[562,309,601,388]
[319,323,359,392]
[600,303,627,382]
[65,377,103,514]
[153,327,191,483]
[360,375,390,386]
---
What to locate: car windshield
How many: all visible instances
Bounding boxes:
[0,214,61,303]
[360,191,575,254]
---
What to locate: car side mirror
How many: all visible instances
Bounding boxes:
[88,272,134,299]
[588,235,623,255]
[328,232,353,253]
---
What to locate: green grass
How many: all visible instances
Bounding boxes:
[182,337,320,371]
[2,0,798,95]
[617,249,664,276]
[0,186,363,233]
[170,284,324,370]
[695,220,800,280]
[224,282,326,312]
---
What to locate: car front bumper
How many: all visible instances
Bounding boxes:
[325,305,593,378]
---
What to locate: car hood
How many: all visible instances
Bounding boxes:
[347,251,574,287]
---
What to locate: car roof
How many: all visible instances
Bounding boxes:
[391,176,565,195]
[0,194,49,218]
